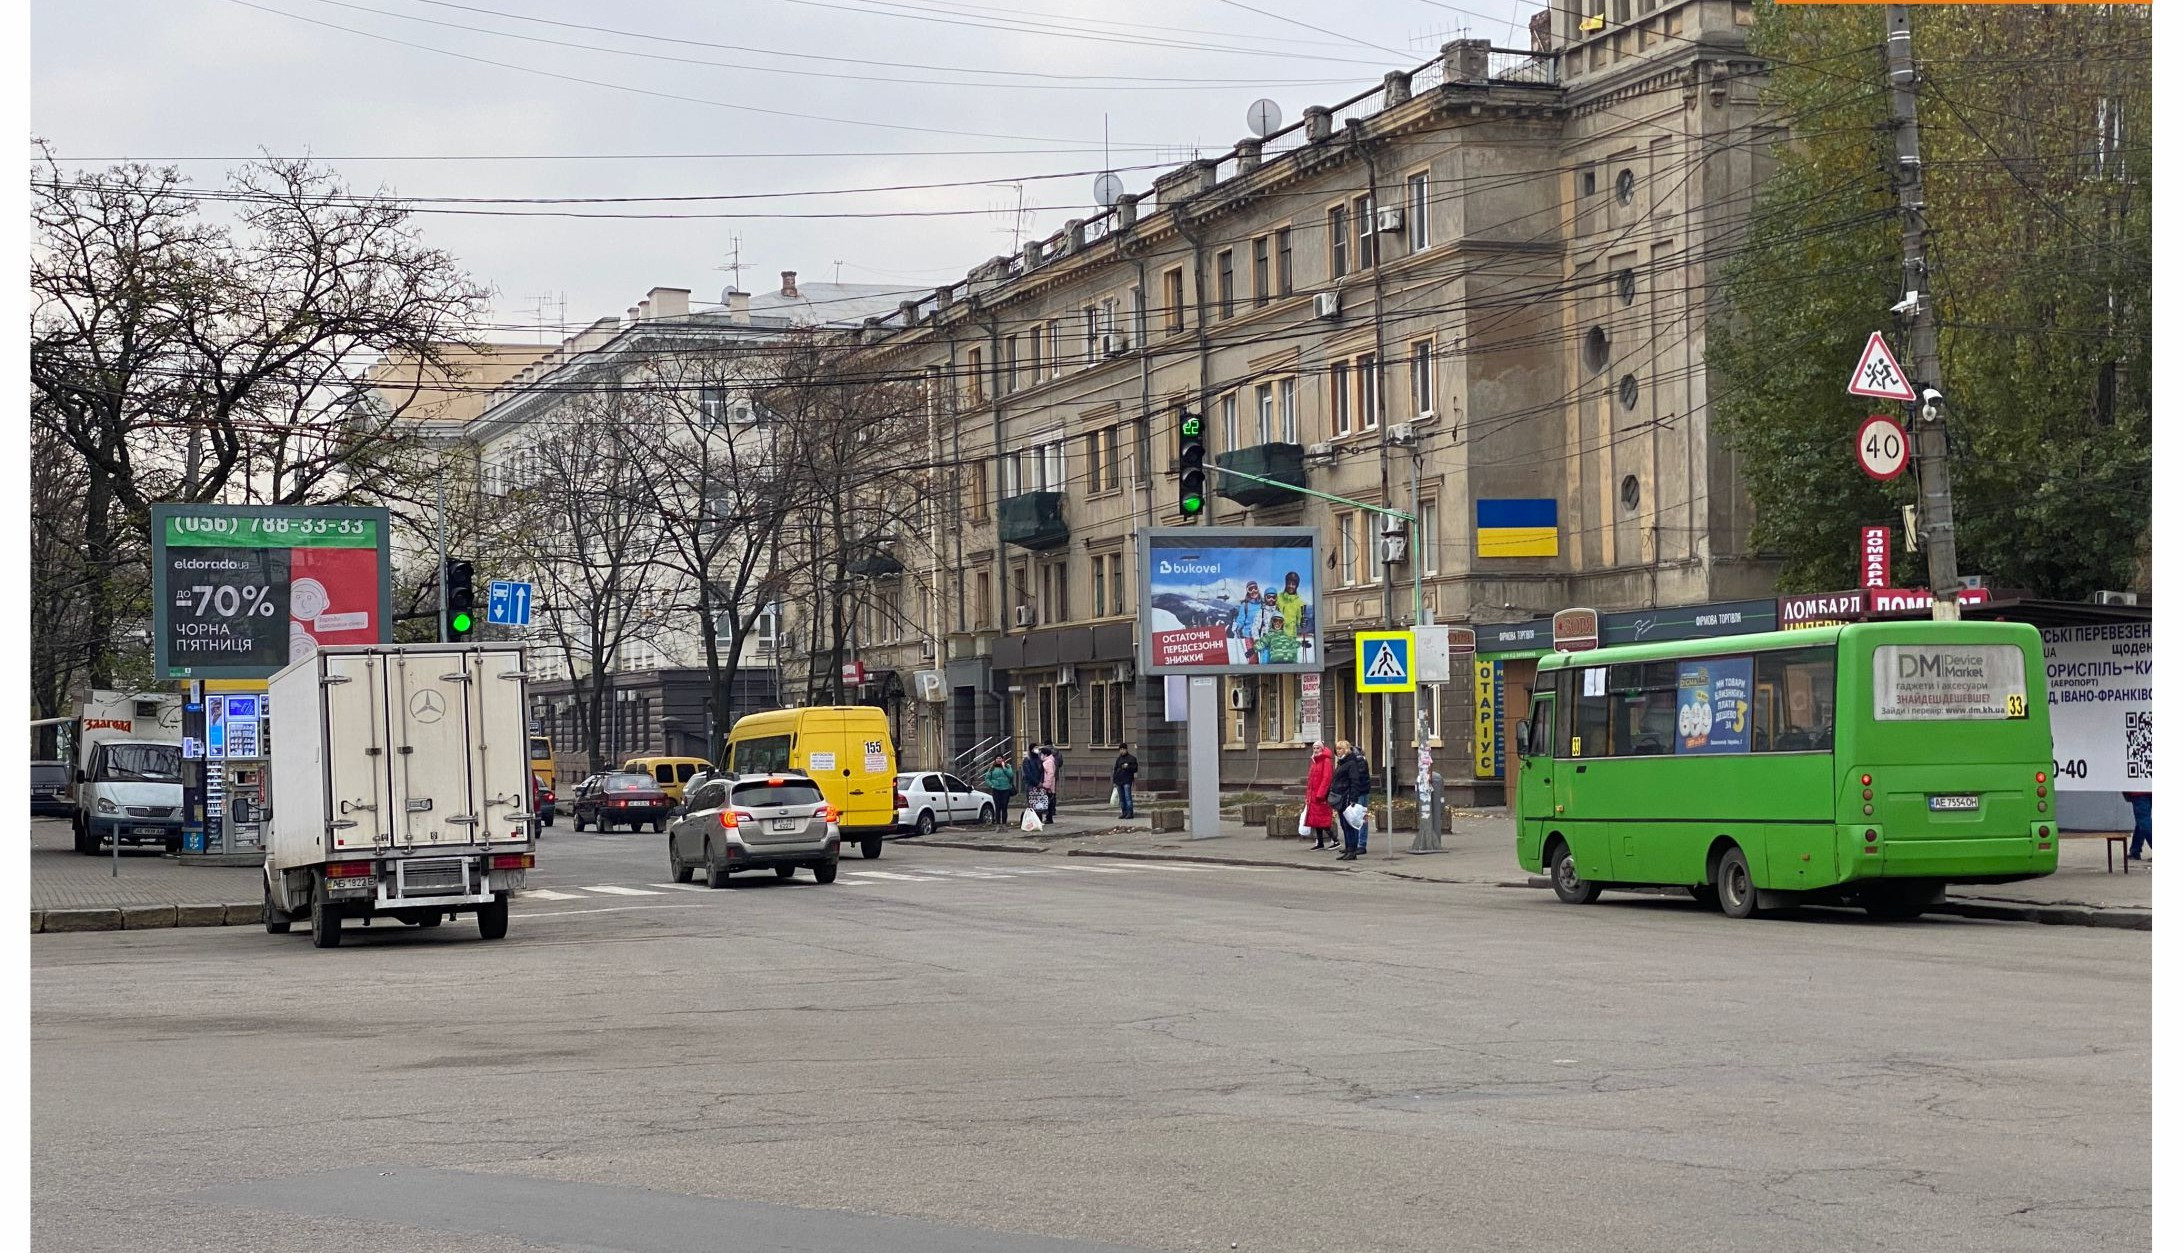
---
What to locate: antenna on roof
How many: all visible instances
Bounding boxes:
[1246,98,1283,138]
[1092,113,1124,209]
[715,235,745,291]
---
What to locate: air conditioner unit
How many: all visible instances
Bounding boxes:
[1388,422,1417,447]
[1101,334,1128,357]
[1114,659,1135,684]
[1056,663,1078,687]
[2093,590,2140,607]
[1227,684,1255,711]
[1375,205,1406,233]
[1313,291,1341,320]
[1014,605,1038,626]
[1380,522,1408,565]
[919,639,937,662]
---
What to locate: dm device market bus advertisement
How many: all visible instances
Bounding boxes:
[1136,526,1321,675]
[152,504,393,680]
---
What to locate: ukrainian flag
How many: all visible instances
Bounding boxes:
[1475,498,1559,558]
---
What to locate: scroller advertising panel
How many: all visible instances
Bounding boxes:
[152,504,393,680]
[1136,526,1321,676]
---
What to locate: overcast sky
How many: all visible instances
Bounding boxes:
[34,0,1536,341]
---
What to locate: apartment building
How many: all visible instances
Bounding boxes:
[826,6,1774,800]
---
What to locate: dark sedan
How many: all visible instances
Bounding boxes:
[569,772,673,833]
[31,760,70,817]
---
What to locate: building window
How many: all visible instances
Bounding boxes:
[1255,382,1275,445]
[1616,269,1637,305]
[1086,429,1106,495]
[1162,266,1185,334]
[1328,205,1348,279]
[1331,360,1351,435]
[1582,169,1597,197]
[1054,683,1074,747]
[1100,426,1120,490]
[968,460,990,519]
[1026,324,1041,380]
[1619,373,1639,410]
[1278,377,1299,444]
[1353,194,1376,269]
[1047,322,1063,379]
[1039,559,1070,624]
[1584,326,1610,374]
[1355,352,1378,431]
[966,347,984,403]
[1092,551,1126,617]
[1367,514,1385,584]
[1003,334,1019,394]
[1419,498,1440,574]
[1081,306,1098,366]
[1406,171,1430,250]
[976,570,993,627]
[1337,511,1362,585]
[1090,678,1112,746]
[1276,227,1294,295]
[1259,677,1287,746]
[1616,168,1636,205]
[1620,474,1642,513]
[1409,339,1435,417]
[1038,685,1056,746]
[1217,250,1235,320]
[1252,237,1270,307]
[1130,285,1146,346]
[1220,392,1240,450]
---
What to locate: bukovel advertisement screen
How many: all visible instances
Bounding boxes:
[1137,526,1322,676]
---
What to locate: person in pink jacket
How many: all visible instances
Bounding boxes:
[1303,741,1337,850]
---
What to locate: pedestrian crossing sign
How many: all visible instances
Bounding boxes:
[1355,630,1417,693]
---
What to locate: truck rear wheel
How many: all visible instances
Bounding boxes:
[476,893,509,940]
[861,837,883,859]
[310,897,343,948]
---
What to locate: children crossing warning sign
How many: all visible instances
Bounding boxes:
[1846,331,1916,402]
[1356,631,1417,693]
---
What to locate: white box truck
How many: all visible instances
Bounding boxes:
[264,643,537,948]
[70,689,185,856]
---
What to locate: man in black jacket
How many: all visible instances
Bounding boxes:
[1331,739,1372,860]
[1111,744,1139,819]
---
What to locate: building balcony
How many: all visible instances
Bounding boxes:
[1214,443,1307,508]
[998,491,1069,551]
[845,550,904,578]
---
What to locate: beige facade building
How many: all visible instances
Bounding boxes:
[821,7,1775,799]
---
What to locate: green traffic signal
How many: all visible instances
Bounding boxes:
[451,611,473,633]
[1179,414,1203,439]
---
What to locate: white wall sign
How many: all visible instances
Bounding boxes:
[2042,623,2152,792]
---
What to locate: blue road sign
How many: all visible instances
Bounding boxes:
[486,580,534,627]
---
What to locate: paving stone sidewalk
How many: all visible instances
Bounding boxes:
[29,818,260,912]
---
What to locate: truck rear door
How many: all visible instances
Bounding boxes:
[469,648,532,844]
[389,651,478,848]
[326,651,392,852]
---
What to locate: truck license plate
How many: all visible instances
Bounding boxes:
[1927,795,1980,812]
[328,875,375,891]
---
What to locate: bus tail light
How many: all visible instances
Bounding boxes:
[1861,774,1872,786]
[2036,785,2047,798]
[1864,829,1879,855]
[2036,771,2047,784]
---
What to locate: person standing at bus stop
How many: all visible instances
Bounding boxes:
[1303,741,1337,849]
[984,755,1016,827]
[1332,739,1372,860]
[2125,790,2152,863]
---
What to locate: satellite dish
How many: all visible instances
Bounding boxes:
[1092,172,1124,208]
[1247,98,1283,138]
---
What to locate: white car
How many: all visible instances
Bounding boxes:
[894,771,996,837]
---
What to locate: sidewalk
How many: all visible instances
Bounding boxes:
[925,807,2153,928]
[28,817,265,932]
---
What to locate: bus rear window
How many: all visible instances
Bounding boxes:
[733,735,793,774]
[1872,643,2027,721]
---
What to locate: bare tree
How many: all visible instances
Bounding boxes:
[29,147,489,685]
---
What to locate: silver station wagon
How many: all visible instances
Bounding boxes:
[667,772,842,888]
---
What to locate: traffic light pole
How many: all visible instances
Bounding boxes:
[436,456,450,643]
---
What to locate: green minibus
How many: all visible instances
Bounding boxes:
[1513,620,2057,920]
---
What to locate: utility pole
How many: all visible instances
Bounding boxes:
[435,449,450,643]
[1885,5,1962,621]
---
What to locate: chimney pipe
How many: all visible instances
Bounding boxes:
[726,290,750,325]
[780,270,798,297]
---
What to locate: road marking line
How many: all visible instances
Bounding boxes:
[845,871,938,882]
[522,889,585,901]
[509,903,711,919]
[648,883,712,892]
[913,867,1011,879]
[1055,864,1139,873]
[976,865,1058,874]
[580,885,663,896]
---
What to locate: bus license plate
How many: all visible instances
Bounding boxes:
[1928,795,1980,812]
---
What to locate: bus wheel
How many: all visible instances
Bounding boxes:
[1716,847,1759,919]
[1548,841,1600,905]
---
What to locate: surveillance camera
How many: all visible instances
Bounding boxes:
[1919,389,1943,423]
[1921,388,1943,403]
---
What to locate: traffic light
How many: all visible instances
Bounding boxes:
[444,558,475,640]
[1177,409,1206,519]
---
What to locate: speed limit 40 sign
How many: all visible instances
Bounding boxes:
[1855,414,1908,482]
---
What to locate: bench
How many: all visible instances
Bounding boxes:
[2061,830,2136,873]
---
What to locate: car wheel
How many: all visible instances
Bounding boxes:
[310,896,343,949]
[775,865,797,881]
[652,818,667,834]
[915,811,936,838]
[572,813,586,832]
[74,820,96,856]
[813,859,839,884]
[165,836,182,855]
[1548,840,1601,905]
[705,841,731,889]
[263,878,292,934]
[861,837,883,859]
[980,803,995,825]
[669,844,692,883]
[476,893,509,941]
[542,813,553,828]
[1716,846,1759,919]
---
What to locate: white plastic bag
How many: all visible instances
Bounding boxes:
[1109,786,1120,808]
[1021,807,1044,832]
[1342,802,1368,829]
[1297,811,1312,836]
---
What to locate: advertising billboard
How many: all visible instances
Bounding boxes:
[151,504,393,680]
[1136,526,1321,676]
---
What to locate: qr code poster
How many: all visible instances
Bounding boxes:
[2041,624,2153,792]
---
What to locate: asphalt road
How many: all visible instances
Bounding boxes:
[33,828,2150,1252]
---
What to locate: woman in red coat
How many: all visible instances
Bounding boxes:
[1303,741,1337,850]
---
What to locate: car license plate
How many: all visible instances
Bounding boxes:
[1928,795,1980,812]
[133,825,166,835]
[327,875,374,890]
[770,818,802,833]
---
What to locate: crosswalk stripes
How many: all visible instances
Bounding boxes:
[524,889,586,901]
[649,883,713,892]
[579,885,663,896]
[520,858,1285,901]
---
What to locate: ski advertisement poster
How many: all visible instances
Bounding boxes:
[1136,526,1322,676]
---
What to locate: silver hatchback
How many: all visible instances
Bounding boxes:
[668,772,841,888]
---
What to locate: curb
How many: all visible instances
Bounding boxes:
[1063,848,1353,874]
[918,839,1047,855]
[32,903,259,934]
[1516,877,2148,930]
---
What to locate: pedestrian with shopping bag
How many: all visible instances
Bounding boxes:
[1041,745,1061,820]
[1111,743,1139,819]
[1021,746,1047,826]
[1332,739,1373,860]
[984,755,1016,826]
[1302,740,1337,849]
